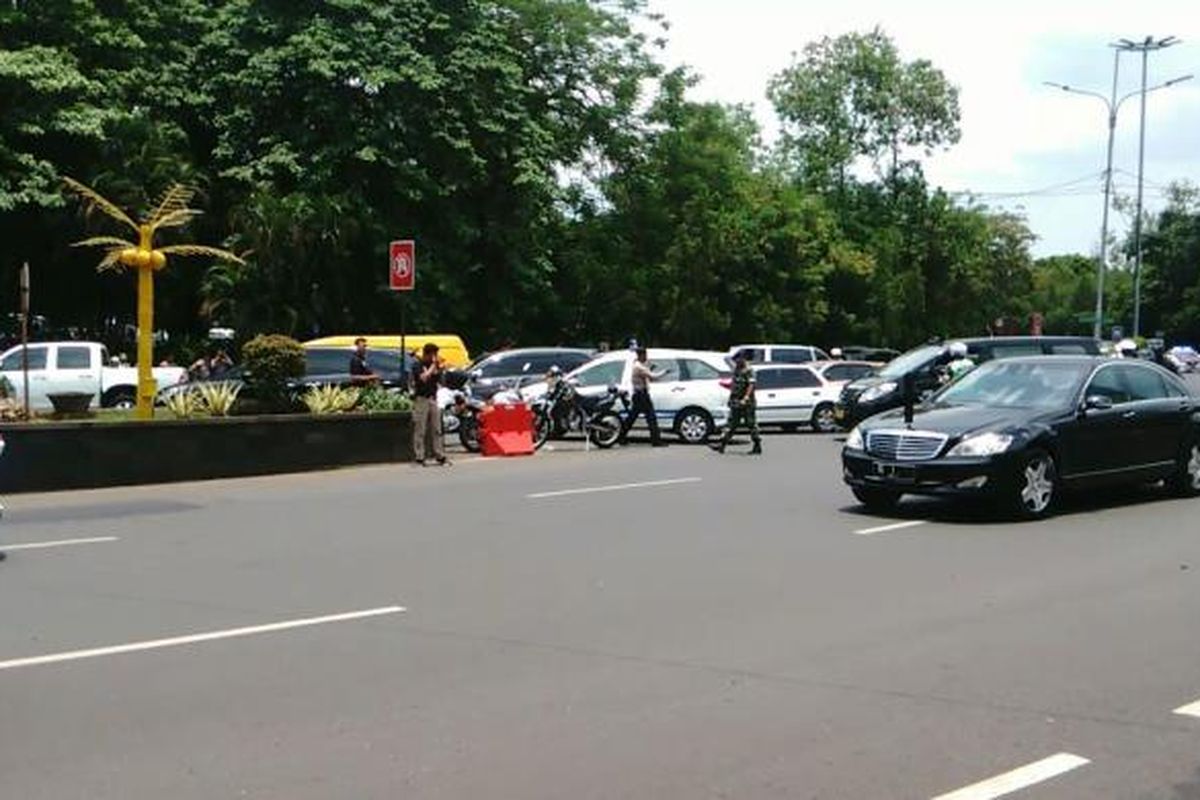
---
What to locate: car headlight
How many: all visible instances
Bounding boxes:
[859,381,898,403]
[845,426,865,451]
[947,432,1014,457]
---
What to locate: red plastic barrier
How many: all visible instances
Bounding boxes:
[479,403,535,457]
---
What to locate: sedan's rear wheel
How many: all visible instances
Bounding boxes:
[812,403,838,433]
[1166,442,1200,498]
[675,408,713,444]
[1009,449,1057,520]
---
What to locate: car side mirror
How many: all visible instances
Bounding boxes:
[1083,395,1114,413]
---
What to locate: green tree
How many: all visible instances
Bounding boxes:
[768,28,961,190]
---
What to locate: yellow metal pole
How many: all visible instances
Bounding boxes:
[135,226,156,419]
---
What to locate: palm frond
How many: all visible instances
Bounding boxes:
[157,244,245,264]
[98,248,127,272]
[146,184,197,227]
[62,177,139,233]
[148,208,202,232]
[72,235,136,250]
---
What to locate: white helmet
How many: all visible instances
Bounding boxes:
[1116,338,1138,356]
[947,341,968,359]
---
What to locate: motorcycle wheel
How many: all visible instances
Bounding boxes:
[588,412,623,449]
[458,418,481,452]
[533,410,553,450]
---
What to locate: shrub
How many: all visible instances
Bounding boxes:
[164,388,203,419]
[241,334,304,411]
[195,381,242,416]
[302,384,360,415]
[357,385,413,412]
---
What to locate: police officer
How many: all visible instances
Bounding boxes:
[944,341,976,382]
[712,354,761,455]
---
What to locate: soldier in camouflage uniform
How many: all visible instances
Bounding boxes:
[712,354,762,455]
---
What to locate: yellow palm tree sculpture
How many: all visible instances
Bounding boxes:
[65,177,244,419]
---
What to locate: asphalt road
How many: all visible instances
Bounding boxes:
[1,417,1199,798]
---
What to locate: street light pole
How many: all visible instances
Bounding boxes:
[1116,36,1179,338]
[1096,50,1120,340]
[1045,43,1190,341]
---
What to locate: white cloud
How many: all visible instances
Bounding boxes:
[646,0,1200,255]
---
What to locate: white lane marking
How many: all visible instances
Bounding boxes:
[854,520,927,536]
[0,606,405,672]
[931,753,1090,800]
[4,536,120,551]
[1173,698,1200,717]
[527,477,702,499]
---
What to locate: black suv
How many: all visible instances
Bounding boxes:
[834,336,1102,429]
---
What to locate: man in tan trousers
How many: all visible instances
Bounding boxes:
[411,343,448,466]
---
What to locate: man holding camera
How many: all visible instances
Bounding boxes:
[412,343,449,466]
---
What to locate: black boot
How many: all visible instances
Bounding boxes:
[749,439,762,455]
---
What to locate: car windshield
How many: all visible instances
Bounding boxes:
[877,345,943,379]
[936,361,1087,409]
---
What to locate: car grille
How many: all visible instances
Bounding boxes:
[866,430,948,461]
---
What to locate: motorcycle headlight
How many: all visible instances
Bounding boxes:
[947,432,1014,457]
[859,381,898,403]
[845,426,865,451]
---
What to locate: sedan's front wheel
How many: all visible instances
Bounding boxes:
[1008,449,1058,520]
[1166,442,1200,498]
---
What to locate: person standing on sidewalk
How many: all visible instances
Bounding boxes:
[620,347,668,447]
[712,354,762,455]
[411,343,449,466]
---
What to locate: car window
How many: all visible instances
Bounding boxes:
[305,349,350,375]
[681,359,721,381]
[1119,365,1168,401]
[57,346,93,370]
[1049,343,1090,355]
[824,364,872,382]
[778,368,820,388]
[648,358,682,382]
[988,344,1043,360]
[476,355,514,378]
[734,348,766,363]
[573,359,625,388]
[877,345,944,379]
[773,348,813,364]
[939,361,1088,408]
[755,369,782,390]
[1084,366,1131,405]
[1,346,47,371]
[559,353,593,372]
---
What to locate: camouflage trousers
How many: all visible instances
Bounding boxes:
[721,403,760,445]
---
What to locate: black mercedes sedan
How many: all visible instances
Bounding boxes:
[842,356,1200,519]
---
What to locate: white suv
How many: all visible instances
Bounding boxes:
[502,348,732,443]
[727,344,829,364]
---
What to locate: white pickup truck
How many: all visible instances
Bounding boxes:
[0,342,187,410]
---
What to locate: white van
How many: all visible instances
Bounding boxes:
[727,344,830,365]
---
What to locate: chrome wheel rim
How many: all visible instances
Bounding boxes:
[1188,445,1200,490]
[679,414,709,442]
[815,407,837,433]
[1020,458,1054,513]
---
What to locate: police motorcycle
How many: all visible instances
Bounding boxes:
[531,377,628,450]
[449,392,487,452]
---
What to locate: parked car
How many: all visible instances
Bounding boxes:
[842,356,1200,519]
[835,345,901,362]
[1167,345,1200,373]
[303,335,471,368]
[745,362,875,433]
[835,336,1103,429]
[500,348,732,443]
[0,341,187,410]
[726,344,830,365]
[813,360,879,385]
[450,347,595,400]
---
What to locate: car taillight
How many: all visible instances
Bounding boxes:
[719,378,732,389]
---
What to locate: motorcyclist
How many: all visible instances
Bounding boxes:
[944,341,976,382]
[1116,338,1139,359]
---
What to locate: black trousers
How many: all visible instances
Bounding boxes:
[622,388,662,444]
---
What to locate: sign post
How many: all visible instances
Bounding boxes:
[388,240,416,388]
[19,262,30,418]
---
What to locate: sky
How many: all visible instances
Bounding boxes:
[645,0,1200,257]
